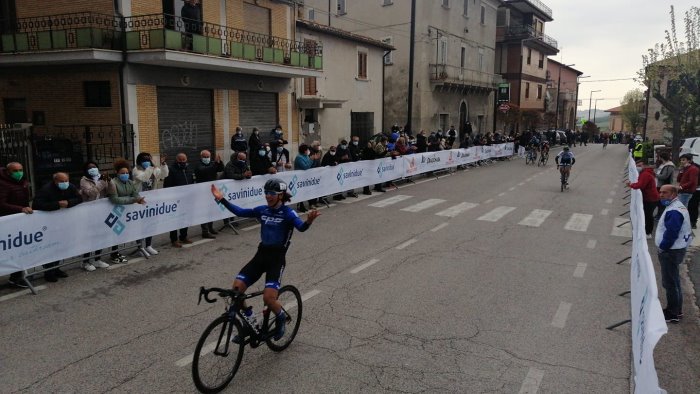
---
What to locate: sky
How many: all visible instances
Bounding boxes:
[543,0,698,116]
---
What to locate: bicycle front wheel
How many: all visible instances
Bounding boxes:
[266,285,303,352]
[192,315,245,394]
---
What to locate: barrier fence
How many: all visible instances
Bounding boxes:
[0,143,514,276]
[623,154,668,394]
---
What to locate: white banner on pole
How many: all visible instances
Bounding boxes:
[627,155,668,394]
[0,144,512,275]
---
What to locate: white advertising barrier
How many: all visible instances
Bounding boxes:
[0,144,513,275]
[627,155,668,394]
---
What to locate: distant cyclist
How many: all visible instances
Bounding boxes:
[210,179,320,340]
[540,139,550,155]
[555,146,576,186]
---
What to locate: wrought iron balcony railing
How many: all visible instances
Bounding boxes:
[429,64,498,89]
[0,12,322,70]
[499,24,557,50]
[502,0,552,19]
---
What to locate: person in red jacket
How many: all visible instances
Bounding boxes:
[676,153,698,208]
[627,159,660,237]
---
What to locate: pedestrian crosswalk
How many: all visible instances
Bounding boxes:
[365,194,627,234]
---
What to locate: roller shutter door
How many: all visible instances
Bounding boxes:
[239,91,278,143]
[157,87,213,165]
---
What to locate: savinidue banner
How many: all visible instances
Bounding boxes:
[0,144,513,275]
[627,155,668,394]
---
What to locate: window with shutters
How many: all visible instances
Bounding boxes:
[478,47,484,71]
[538,52,544,69]
[243,3,271,36]
[337,0,346,15]
[438,37,448,65]
[480,5,485,24]
[382,0,393,5]
[526,48,531,65]
[463,0,469,16]
[460,45,466,68]
[357,51,368,79]
[304,78,317,95]
[537,84,543,99]
[442,0,449,8]
[525,82,530,99]
[84,81,111,107]
[381,37,393,64]
[308,8,315,20]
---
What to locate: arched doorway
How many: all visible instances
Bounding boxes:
[459,101,468,141]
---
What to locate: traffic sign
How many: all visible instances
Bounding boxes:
[498,103,510,113]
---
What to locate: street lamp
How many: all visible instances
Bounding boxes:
[555,63,575,129]
[574,75,589,129]
[593,97,604,124]
[588,90,601,122]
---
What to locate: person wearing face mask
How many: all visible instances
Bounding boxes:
[294,144,313,212]
[1,161,34,287]
[33,171,83,282]
[230,126,248,154]
[108,159,148,262]
[248,127,262,155]
[79,161,113,271]
[132,152,169,256]
[676,153,698,208]
[338,139,359,198]
[224,151,253,180]
[195,149,225,238]
[250,143,277,176]
[273,140,292,172]
[655,184,693,323]
[164,153,194,247]
[626,159,660,238]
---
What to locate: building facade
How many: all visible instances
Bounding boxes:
[300,0,501,139]
[495,0,558,132]
[545,59,582,130]
[604,106,624,133]
[0,0,322,184]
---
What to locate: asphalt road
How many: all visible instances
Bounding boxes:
[1,144,674,393]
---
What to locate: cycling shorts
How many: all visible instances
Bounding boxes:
[236,244,286,290]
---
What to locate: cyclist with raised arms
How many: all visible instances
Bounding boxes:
[210,179,320,340]
[555,146,576,186]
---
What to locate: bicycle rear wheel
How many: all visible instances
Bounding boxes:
[266,285,302,352]
[192,315,245,394]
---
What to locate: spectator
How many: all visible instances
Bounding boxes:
[0,162,33,287]
[269,124,287,152]
[655,185,693,323]
[309,141,329,207]
[322,145,339,167]
[195,149,224,238]
[224,151,252,181]
[164,153,194,247]
[655,152,675,220]
[248,127,262,155]
[79,161,112,271]
[338,139,358,198]
[251,142,277,175]
[294,144,313,212]
[415,130,428,153]
[181,0,202,34]
[626,159,660,238]
[676,153,698,207]
[361,140,376,195]
[446,125,457,148]
[230,126,248,155]
[132,152,169,256]
[273,141,292,172]
[373,136,389,192]
[33,172,83,282]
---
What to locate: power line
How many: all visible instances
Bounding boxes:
[579,78,636,83]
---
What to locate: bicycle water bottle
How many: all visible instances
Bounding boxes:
[243,306,259,331]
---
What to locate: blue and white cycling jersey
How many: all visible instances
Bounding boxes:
[219,199,309,248]
[556,150,575,165]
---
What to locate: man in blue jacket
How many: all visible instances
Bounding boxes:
[655,185,693,323]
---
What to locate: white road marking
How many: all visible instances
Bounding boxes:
[350,259,380,274]
[564,214,593,232]
[498,192,506,197]
[396,238,418,250]
[611,218,632,238]
[508,187,516,191]
[369,195,413,208]
[551,301,572,328]
[401,198,446,212]
[605,198,614,204]
[586,239,597,249]
[176,289,321,368]
[573,263,588,278]
[106,257,145,270]
[430,223,449,232]
[518,182,525,186]
[477,206,516,222]
[610,191,617,196]
[600,209,609,216]
[484,199,494,204]
[183,239,215,248]
[519,367,545,394]
[435,202,478,217]
[518,209,552,227]
[339,194,375,204]
[0,285,47,302]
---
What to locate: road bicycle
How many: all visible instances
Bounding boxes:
[525,147,537,165]
[558,164,572,192]
[192,285,302,393]
[538,150,549,166]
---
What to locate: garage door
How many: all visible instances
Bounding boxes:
[239,91,278,143]
[157,87,213,166]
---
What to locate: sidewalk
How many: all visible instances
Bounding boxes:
[652,235,700,393]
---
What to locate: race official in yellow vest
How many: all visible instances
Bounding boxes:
[633,142,644,159]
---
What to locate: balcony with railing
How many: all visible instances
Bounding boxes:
[0,12,322,77]
[496,24,558,54]
[429,64,498,91]
[502,0,553,21]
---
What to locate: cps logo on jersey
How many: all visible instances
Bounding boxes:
[260,215,284,225]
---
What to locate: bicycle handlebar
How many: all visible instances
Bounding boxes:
[198,286,241,305]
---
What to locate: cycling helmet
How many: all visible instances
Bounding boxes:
[563,146,570,151]
[264,178,287,194]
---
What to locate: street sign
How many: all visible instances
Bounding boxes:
[499,103,510,113]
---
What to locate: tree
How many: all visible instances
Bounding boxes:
[639,6,700,161]
[620,89,645,134]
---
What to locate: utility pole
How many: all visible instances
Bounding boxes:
[588,89,601,122]
[406,0,416,133]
